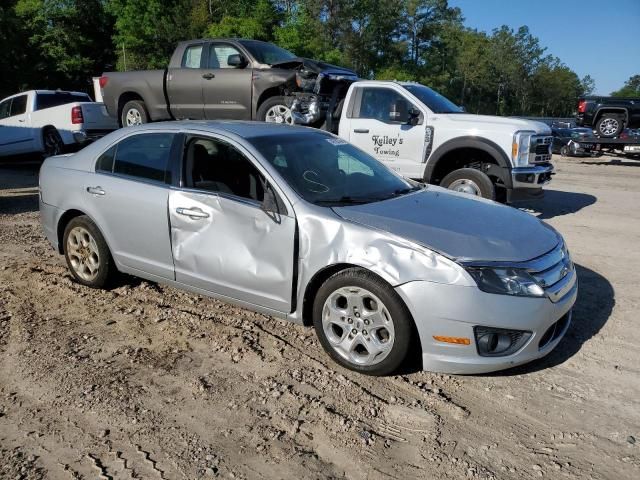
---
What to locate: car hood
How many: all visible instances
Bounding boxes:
[332,188,559,263]
[440,114,551,135]
[270,57,358,77]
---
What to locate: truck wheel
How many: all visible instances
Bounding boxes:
[595,114,624,138]
[257,96,293,124]
[560,145,569,157]
[43,127,64,158]
[313,268,414,376]
[440,168,495,200]
[121,100,149,127]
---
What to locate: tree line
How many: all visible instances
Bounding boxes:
[2,0,634,116]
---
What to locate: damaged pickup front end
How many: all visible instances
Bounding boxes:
[257,58,358,131]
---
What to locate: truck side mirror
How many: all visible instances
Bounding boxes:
[227,54,247,68]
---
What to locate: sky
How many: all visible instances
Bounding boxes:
[449,0,640,95]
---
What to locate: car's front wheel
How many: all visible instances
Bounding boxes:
[313,268,413,376]
[63,216,115,288]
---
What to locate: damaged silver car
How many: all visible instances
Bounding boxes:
[39,121,577,375]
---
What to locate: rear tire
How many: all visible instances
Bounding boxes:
[440,168,496,200]
[560,145,569,157]
[313,268,414,376]
[121,100,149,127]
[595,114,624,138]
[63,216,116,289]
[42,127,64,158]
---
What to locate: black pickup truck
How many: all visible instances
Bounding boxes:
[99,39,358,128]
[576,96,640,137]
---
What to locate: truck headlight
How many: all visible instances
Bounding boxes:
[466,267,545,297]
[512,131,534,167]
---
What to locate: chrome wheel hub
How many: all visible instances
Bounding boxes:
[322,286,395,366]
[264,105,293,124]
[125,108,142,126]
[448,178,481,196]
[599,118,619,136]
[67,226,100,282]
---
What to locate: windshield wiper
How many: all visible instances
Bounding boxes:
[315,196,382,206]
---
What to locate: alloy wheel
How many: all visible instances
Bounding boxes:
[321,286,395,366]
[599,118,619,136]
[66,226,101,282]
[447,178,481,196]
[264,105,293,124]
[125,108,143,126]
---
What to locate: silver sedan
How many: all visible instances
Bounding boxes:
[39,121,577,375]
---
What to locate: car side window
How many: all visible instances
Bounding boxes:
[9,95,27,117]
[182,44,203,69]
[355,88,412,123]
[0,99,10,119]
[209,44,242,69]
[183,136,265,203]
[111,133,175,183]
[95,145,116,173]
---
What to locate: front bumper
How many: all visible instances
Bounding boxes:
[395,275,578,374]
[511,164,554,190]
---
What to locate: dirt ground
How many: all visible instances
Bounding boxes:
[0,153,638,480]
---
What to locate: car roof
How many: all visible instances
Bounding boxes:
[136,120,328,139]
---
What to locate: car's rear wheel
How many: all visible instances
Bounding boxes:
[440,168,496,200]
[596,114,624,138]
[121,100,149,127]
[313,268,413,376]
[43,127,64,158]
[257,96,293,124]
[63,216,115,289]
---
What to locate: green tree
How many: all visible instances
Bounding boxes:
[611,75,640,97]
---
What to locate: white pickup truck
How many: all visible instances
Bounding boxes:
[291,80,554,202]
[0,90,117,158]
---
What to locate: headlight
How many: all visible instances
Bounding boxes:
[512,131,534,167]
[466,267,545,297]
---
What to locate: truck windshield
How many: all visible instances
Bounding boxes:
[248,132,417,206]
[238,40,297,65]
[402,84,463,114]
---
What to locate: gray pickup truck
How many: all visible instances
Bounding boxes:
[99,39,358,128]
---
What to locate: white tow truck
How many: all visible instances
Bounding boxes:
[291,80,555,202]
[0,90,117,158]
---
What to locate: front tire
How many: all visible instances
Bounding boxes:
[313,268,413,376]
[63,216,115,289]
[596,114,624,138]
[440,168,496,200]
[257,96,293,124]
[121,100,149,127]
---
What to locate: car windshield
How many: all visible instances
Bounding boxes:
[248,132,418,206]
[402,84,463,114]
[238,40,297,65]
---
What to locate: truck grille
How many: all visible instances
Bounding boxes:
[529,136,552,163]
[524,241,576,303]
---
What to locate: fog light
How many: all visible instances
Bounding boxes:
[473,326,531,357]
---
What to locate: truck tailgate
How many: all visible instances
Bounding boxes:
[79,102,118,130]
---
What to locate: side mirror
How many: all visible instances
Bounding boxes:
[407,107,421,125]
[458,105,466,112]
[227,54,247,68]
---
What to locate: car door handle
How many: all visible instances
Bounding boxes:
[202,73,215,80]
[86,186,105,196]
[176,207,210,219]
[353,128,369,133]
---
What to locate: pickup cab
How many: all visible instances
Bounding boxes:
[99,38,357,127]
[0,90,117,158]
[323,81,554,202]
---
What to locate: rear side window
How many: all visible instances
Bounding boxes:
[9,95,27,116]
[182,45,203,68]
[101,133,175,183]
[36,92,91,111]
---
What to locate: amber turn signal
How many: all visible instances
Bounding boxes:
[433,335,471,345]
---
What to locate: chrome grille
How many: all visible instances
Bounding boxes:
[525,241,576,303]
[529,135,552,163]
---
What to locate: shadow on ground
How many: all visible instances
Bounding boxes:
[490,264,614,377]
[0,160,41,215]
[580,158,640,167]
[517,189,597,220]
